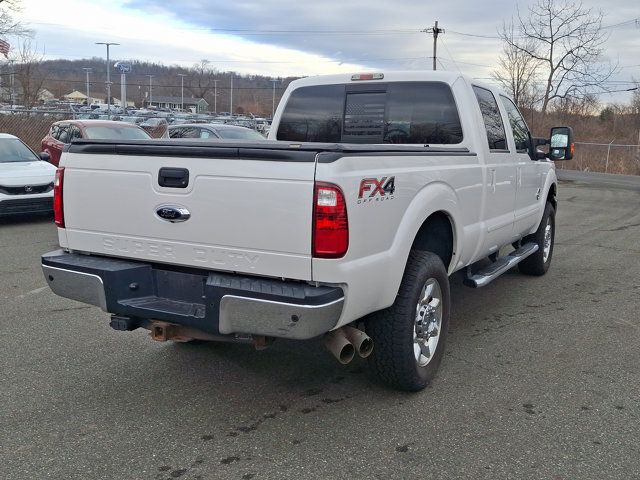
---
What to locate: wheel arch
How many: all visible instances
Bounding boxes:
[546,182,557,211]
[410,211,456,273]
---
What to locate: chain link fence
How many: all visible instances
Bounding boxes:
[2,109,639,176]
[558,142,640,176]
[0,108,170,153]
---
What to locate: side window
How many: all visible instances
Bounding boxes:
[500,96,531,153]
[69,126,83,141]
[57,126,70,144]
[50,125,59,140]
[170,127,199,139]
[182,127,200,138]
[169,127,184,139]
[472,86,507,151]
[200,129,213,139]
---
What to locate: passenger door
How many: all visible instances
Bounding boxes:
[472,86,517,254]
[499,96,542,236]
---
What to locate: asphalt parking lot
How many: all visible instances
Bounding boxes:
[1,174,639,480]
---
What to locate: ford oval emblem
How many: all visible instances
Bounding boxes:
[156,205,191,223]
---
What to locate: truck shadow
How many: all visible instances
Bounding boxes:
[62,267,540,460]
[99,266,528,401]
[0,212,53,226]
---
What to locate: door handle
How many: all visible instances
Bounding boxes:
[158,167,189,188]
[517,167,522,187]
[490,168,496,193]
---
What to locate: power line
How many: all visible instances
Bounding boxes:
[30,22,423,36]
[448,30,501,39]
[602,18,640,29]
[439,37,462,73]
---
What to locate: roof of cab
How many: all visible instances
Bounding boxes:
[287,70,506,99]
[289,70,465,87]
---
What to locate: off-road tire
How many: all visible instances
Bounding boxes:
[366,250,450,391]
[518,202,555,276]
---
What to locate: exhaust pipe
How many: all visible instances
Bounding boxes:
[342,326,373,358]
[323,329,355,365]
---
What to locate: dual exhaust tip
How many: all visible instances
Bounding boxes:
[323,326,373,364]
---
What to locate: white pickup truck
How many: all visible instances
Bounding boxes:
[42,71,573,391]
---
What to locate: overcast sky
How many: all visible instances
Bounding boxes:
[14,0,640,102]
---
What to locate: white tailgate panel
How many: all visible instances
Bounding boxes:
[62,153,315,280]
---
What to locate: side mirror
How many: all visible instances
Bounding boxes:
[39,152,50,162]
[548,126,574,161]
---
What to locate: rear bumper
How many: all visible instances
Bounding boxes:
[41,250,343,340]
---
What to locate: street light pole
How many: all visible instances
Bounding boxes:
[82,67,92,107]
[213,79,218,113]
[178,73,187,112]
[95,42,119,119]
[271,79,279,118]
[230,74,233,116]
[8,60,14,109]
[145,75,154,108]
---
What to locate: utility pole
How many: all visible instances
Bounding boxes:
[146,74,154,108]
[95,42,119,119]
[271,78,279,118]
[8,59,14,109]
[82,67,92,106]
[230,74,233,116]
[178,73,187,111]
[213,79,218,113]
[423,21,445,71]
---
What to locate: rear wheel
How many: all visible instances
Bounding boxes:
[518,202,555,276]
[366,251,450,391]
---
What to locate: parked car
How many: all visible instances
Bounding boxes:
[41,120,151,166]
[168,123,266,141]
[0,134,56,217]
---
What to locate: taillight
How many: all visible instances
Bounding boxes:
[313,182,348,258]
[53,167,65,228]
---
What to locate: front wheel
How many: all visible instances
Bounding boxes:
[366,250,450,391]
[518,202,555,276]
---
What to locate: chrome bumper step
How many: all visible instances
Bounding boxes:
[463,243,539,288]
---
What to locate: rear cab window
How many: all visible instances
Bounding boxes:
[276,82,463,145]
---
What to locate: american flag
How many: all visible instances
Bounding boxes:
[0,39,10,58]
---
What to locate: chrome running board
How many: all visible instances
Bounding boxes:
[463,243,539,288]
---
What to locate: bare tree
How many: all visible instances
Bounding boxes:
[0,0,30,37]
[187,60,218,100]
[11,39,46,106]
[492,23,542,110]
[553,93,600,117]
[500,0,616,115]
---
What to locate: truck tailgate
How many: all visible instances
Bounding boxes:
[60,142,318,280]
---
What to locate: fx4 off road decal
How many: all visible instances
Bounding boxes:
[357,176,396,204]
